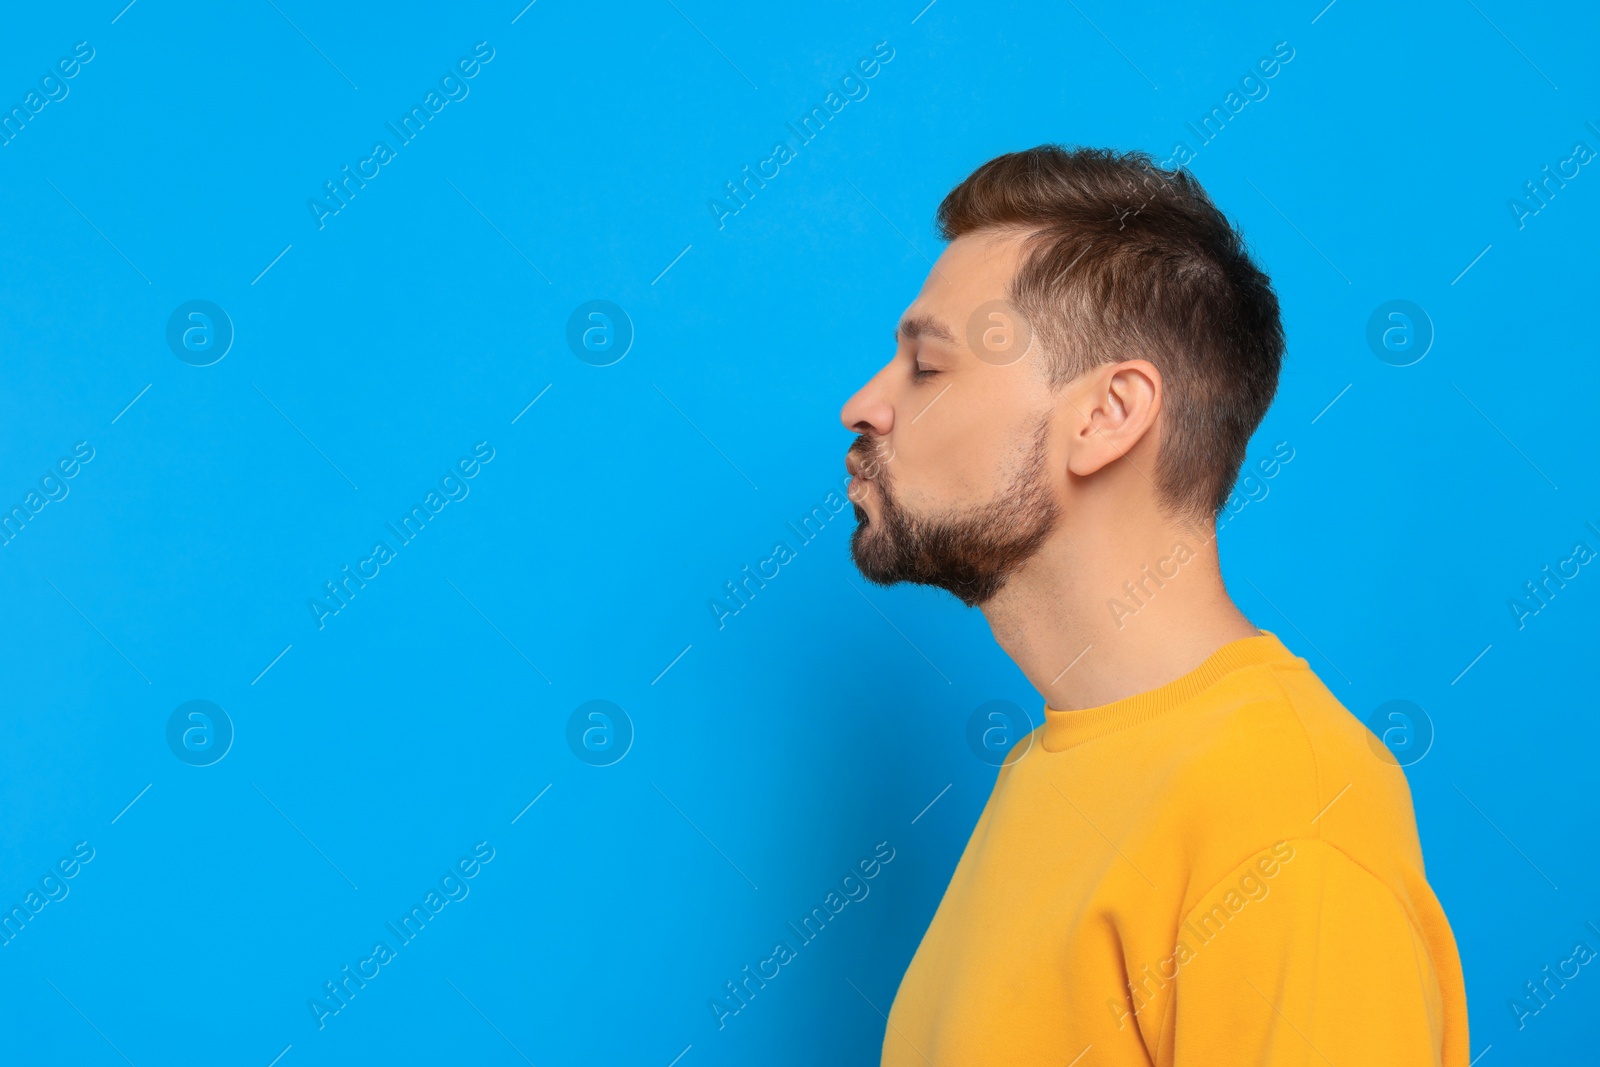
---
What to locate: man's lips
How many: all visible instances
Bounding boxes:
[846,452,878,503]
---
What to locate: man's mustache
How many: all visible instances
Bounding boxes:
[850,436,896,480]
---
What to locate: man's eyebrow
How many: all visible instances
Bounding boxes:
[895,314,958,344]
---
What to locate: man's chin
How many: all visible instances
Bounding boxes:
[848,525,898,586]
[847,509,1049,608]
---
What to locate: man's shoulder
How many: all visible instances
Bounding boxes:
[1164,658,1428,884]
[1174,656,1404,795]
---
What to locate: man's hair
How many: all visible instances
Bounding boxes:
[936,144,1285,523]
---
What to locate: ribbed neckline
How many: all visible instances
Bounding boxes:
[1040,629,1305,751]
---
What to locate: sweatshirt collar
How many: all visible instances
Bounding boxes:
[1040,630,1305,751]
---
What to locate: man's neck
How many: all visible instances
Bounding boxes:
[979,514,1259,711]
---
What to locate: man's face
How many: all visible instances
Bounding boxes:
[839,231,1062,607]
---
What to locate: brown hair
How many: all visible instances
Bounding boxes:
[936,145,1285,522]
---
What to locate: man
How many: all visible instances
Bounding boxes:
[840,145,1467,1065]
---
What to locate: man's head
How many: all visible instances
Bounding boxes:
[841,145,1284,606]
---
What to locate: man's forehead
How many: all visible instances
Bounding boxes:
[900,231,1030,338]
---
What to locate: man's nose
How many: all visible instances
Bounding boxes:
[840,363,895,437]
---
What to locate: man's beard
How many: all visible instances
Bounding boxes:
[848,414,1060,608]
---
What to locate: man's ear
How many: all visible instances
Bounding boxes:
[1063,359,1162,477]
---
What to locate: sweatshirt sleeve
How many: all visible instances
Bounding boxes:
[1161,839,1451,1067]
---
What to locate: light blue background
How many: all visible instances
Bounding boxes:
[1,1,1596,1063]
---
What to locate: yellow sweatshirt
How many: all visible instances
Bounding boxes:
[882,630,1468,1066]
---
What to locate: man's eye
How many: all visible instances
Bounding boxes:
[914,366,939,380]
